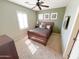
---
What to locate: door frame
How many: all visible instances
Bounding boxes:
[63,6,79,59]
[68,30,79,59]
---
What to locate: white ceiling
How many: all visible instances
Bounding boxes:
[8,0,70,11]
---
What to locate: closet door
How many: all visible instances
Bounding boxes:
[69,31,79,59]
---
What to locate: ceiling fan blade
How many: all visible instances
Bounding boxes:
[32,5,37,9]
[38,6,42,10]
[39,1,44,5]
[41,5,49,7]
[38,0,40,2]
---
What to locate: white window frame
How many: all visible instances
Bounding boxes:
[17,12,28,30]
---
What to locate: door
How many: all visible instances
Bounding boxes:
[69,31,79,59]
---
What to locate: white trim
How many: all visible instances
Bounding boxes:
[63,6,79,59]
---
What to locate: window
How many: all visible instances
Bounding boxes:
[17,12,28,30]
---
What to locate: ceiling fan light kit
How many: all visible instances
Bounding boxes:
[25,0,49,10]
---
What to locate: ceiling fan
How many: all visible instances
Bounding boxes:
[25,0,49,10]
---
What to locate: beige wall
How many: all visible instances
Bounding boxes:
[61,0,79,58]
[37,7,66,33]
[0,0,37,41]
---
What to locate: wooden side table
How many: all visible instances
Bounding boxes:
[0,35,19,59]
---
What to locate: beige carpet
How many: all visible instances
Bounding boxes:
[47,33,62,54]
[15,33,63,59]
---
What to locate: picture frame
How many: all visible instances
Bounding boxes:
[63,16,71,29]
[51,13,57,20]
[44,13,50,20]
[38,14,44,21]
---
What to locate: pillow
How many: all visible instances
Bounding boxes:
[39,23,45,28]
[46,25,51,29]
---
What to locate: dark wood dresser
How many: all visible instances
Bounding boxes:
[0,35,19,59]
